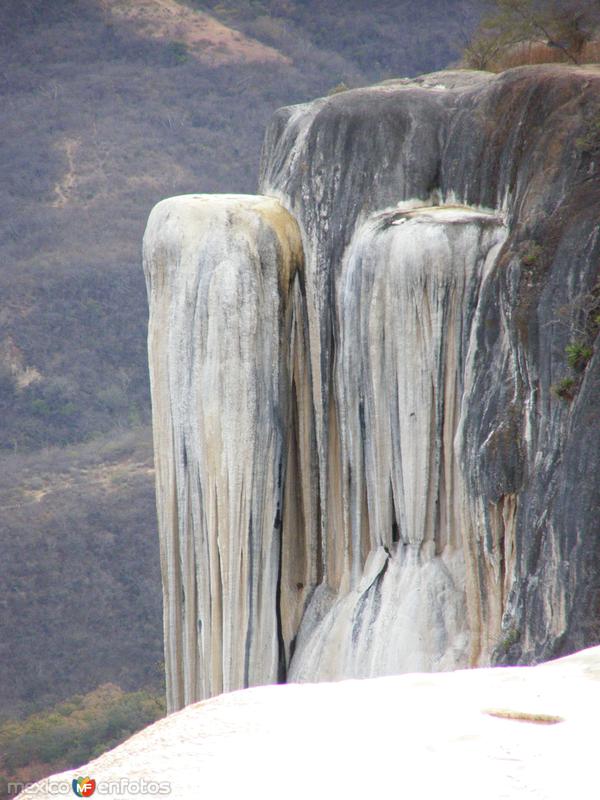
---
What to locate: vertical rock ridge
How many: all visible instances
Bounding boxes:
[287,205,507,680]
[144,194,306,711]
[259,80,471,573]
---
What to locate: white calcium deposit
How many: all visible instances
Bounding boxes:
[144,192,513,706]
[17,646,600,800]
[143,194,308,710]
[289,205,507,681]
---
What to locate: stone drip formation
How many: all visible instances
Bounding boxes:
[144,69,600,712]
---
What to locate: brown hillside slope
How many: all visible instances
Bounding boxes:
[0,0,481,718]
[103,0,289,65]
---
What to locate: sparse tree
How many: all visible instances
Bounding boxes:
[463,0,600,70]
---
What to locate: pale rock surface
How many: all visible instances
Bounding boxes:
[290,205,507,680]
[18,646,600,800]
[143,194,307,711]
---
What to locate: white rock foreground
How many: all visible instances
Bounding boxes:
[18,646,600,800]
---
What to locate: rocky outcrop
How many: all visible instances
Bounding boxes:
[143,195,309,709]
[260,64,600,673]
[289,204,507,680]
[17,646,600,800]
[145,65,600,710]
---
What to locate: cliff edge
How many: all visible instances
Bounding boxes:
[144,65,600,710]
[16,646,600,800]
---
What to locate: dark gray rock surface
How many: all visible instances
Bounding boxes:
[260,65,600,669]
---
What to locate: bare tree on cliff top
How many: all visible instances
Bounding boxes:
[463,0,600,69]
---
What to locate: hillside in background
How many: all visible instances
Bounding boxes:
[0,429,162,712]
[0,0,481,718]
[0,683,165,797]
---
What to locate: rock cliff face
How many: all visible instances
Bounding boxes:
[143,195,308,710]
[144,66,600,711]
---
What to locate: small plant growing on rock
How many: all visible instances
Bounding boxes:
[552,377,576,401]
[327,82,349,96]
[549,285,599,404]
[493,626,521,661]
[565,341,593,372]
[521,242,543,266]
[575,115,600,154]
[501,627,520,650]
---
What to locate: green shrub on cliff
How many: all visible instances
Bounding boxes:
[575,115,600,153]
[521,241,543,266]
[565,341,593,372]
[552,376,576,401]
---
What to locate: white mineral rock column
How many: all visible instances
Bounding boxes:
[143,194,307,711]
[289,204,507,681]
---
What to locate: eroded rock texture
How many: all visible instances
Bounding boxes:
[289,205,507,680]
[143,195,308,710]
[146,66,600,710]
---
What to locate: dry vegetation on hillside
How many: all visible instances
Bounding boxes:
[0,684,165,798]
[0,0,481,721]
[461,0,600,71]
[0,429,162,717]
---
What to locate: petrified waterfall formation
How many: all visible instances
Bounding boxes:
[145,66,600,711]
[289,206,507,681]
[144,195,309,709]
